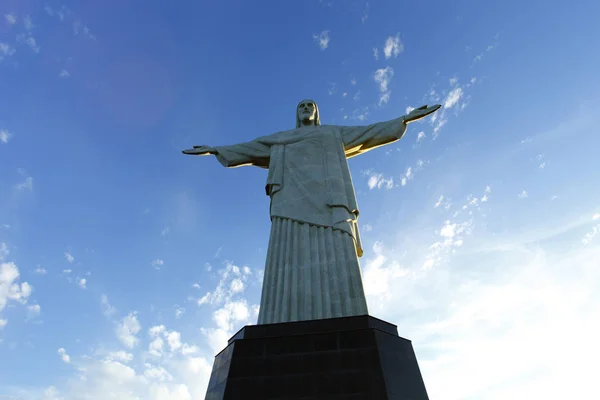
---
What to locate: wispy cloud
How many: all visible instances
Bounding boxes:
[64,252,75,263]
[366,171,394,190]
[34,267,47,275]
[59,69,70,78]
[23,15,34,30]
[174,305,185,319]
[77,278,87,289]
[116,312,141,349]
[444,87,464,109]
[471,32,501,66]
[373,47,379,60]
[44,5,96,40]
[383,33,404,59]
[313,30,330,50]
[0,129,12,144]
[100,294,116,317]
[582,213,600,245]
[361,2,370,24]
[374,66,394,105]
[57,348,70,363]
[16,33,40,53]
[151,259,164,269]
[4,13,17,25]
[27,304,41,319]
[0,251,33,330]
[0,42,16,62]
[15,176,33,191]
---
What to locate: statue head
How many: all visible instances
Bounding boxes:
[296,99,320,128]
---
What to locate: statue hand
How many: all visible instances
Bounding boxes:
[182,145,217,156]
[403,104,442,124]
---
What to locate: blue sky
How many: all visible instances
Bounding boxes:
[1,0,599,398]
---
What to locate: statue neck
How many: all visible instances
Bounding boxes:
[300,119,316,127]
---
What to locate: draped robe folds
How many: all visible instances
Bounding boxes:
[213,117,407,324]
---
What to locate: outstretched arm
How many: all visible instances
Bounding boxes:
[182,140,270,169]
[341,104,441,158]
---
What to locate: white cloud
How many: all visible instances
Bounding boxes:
[174,305,185,319]
[63,269,72,274]
[143,363,173,382]
[373,47,379,60]
[582,214,600,245]
[449,77,458,85]
[215,300,249,331]
[0,129,12,144]
[383,33,404,59]
[374,67,394,105]
[58,348,71,363]
[166,331,182,352]
[229,278,244,294]
[27,304,41,317]
[64,252,74,263]
[149,325,166,337]
[4,13,17,25]
[149,336,164,356]
[366,172,394,190]
[77,278,87,289]
[196,262,251,306]
[107,350,134,363]
[0,242,9,260]
[414,245,600,400]
[15,176,33,191]
[152,259,164,269]
[116,312,141,349]
[1,258,33,328]
[444,87,464,109]
[361,2,369,23]
[518,190,528,199]
[400,167,413,186]
[434,195,445,208]
[363,242,409,300]
[416,131,425,143]
[327,82,337,95]
[23,15,34,30]
[16,34,40,53]
[59,69,70,78]
[0,42,16,62]
[313,30,330,50]
[34,267,48,275]
[42,386,62,400]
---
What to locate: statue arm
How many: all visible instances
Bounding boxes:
[340,104,441,158]
[213,140,270,169]
[182,140,271,169]
[340,116,407,158]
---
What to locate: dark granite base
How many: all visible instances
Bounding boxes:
[205,315,429,400]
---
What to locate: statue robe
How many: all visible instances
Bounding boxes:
[214,117,407,324]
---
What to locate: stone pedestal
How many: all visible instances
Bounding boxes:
[205,315,429,399]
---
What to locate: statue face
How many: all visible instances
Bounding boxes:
[297,100,317,124]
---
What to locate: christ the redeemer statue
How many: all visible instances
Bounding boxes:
[183,100,440,325]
